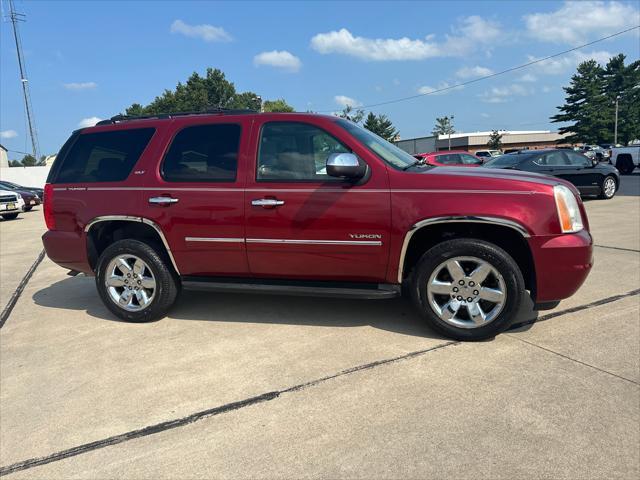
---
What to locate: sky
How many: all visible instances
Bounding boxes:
[0,0,639,158]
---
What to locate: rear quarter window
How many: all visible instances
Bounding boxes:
[53,128,155,183]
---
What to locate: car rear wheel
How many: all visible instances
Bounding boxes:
[410,238,524,341]
[599,175,617,199]
[616,155,634,175]
[96,239,179,322]
[1,213,19,220]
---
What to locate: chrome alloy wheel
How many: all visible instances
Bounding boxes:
[105,255,156,312]
[603,177,616,198]
[426,256,506,329]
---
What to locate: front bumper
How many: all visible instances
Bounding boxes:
[529,229,593,302]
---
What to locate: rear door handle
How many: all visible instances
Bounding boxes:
[251,198,285,207]
[149,196,179,205]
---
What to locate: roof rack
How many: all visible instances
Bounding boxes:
[95,108,258,126]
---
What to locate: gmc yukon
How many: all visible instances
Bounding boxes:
[42,111,593,340]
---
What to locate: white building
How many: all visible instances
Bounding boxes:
[0,144,8,168]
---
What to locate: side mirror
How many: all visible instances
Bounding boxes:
[326,153,366,179]
[591,157,598,167]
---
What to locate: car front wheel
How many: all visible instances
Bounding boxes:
[96,239,179,322]
[1,213,19,220]
[599,175,617,199]
[410,238,524,341]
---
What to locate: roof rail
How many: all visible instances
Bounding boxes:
[95,108,258,126]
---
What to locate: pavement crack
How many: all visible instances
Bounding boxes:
[594,244,640,253]
[0,340,457,476]
[0,250,45,330]
[505,334,639,386]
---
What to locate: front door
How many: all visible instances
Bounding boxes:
[244,119,391,282]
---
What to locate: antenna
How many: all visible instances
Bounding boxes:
[8,0,40,160]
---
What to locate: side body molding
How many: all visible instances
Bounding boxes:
[84,215,180,274]
[397,216,531,283]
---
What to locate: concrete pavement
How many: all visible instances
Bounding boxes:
[0,195,638,478]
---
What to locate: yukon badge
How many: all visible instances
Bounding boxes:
[349,233,382,239]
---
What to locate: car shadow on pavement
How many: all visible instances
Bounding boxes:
[32,275,539,340]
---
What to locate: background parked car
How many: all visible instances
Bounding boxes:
[414,150,483,167]
[483,149,620,199]
[610,145,639,175]
[0,181,41,211]
[579,145,609,162]
[474,149,502,160]
[0,189,21,220]
[0,180,44,201]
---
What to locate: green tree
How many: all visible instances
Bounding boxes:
[8,160,21,167]
[124,68,285,115]
[363,112,399,141]
[551,59,609,144]
[20,154,37,167]
[432,116,455,136]
[602,54,640,144]
[487,130,503,150]
[262,98,294,113]
[337,105,365,124]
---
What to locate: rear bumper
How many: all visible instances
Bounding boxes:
[529,229,593,302]
[42,230,93,274]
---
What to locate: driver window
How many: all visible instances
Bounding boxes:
[460,154,482,165]
[543,151,570,166]
[257,122,351,181]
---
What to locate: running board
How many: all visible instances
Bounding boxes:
[181,277,401,300]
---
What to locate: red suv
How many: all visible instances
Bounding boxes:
[415,150,483,167]
[42,111,593,340]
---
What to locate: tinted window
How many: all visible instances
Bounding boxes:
[257,122,350,181]
[483,154,525,168]
[162,124,240,182]
[437,154,460,165]
[55,128,154,183]
[533,151,568,166]
[565,151,591,166]
[460,154,482,165]
[475,151,490,157]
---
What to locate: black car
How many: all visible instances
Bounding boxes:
[483,149,620,200]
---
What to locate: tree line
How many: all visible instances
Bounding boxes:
[552,54,639,145]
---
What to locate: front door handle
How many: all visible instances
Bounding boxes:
[149,196,179,205]
[252,198,285,207]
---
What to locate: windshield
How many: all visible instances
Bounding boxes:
[335,119,419,170]
[483,154,526,168]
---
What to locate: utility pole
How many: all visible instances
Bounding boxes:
[614,95,620,145]
[448,115,454,150]
[8,0,40,160]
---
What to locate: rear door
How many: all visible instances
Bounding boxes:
[243,118,391,282]
[564,150,600,194]
[141,117,251,277]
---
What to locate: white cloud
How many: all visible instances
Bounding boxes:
[479,84,534,103]
[456,65,494,79]
[253,50,302,72]
[0,130,18,139]
[517,73,537,82]
[310,16,501,61]
[542,86,553,93]
[78,117,102,128]
[524,1,640,44]
[528,50,612,75]
[334,95,361,108]
[417,82,463,95]
[480,113,490,118]
[63,82,97,90]
[170,19,232,42]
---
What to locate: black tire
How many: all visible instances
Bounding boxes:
[96,239,179,322]
[409,238,525,341]
[24,206,32,212]
[616,155,634,175]
[598,175,617,200]
[1,213,19,220]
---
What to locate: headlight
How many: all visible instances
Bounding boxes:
[554,185,584,233]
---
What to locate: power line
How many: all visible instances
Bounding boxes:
[319,25,640,112]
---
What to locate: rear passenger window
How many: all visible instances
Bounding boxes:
[55,128,154,183]
[162,124,241,182]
